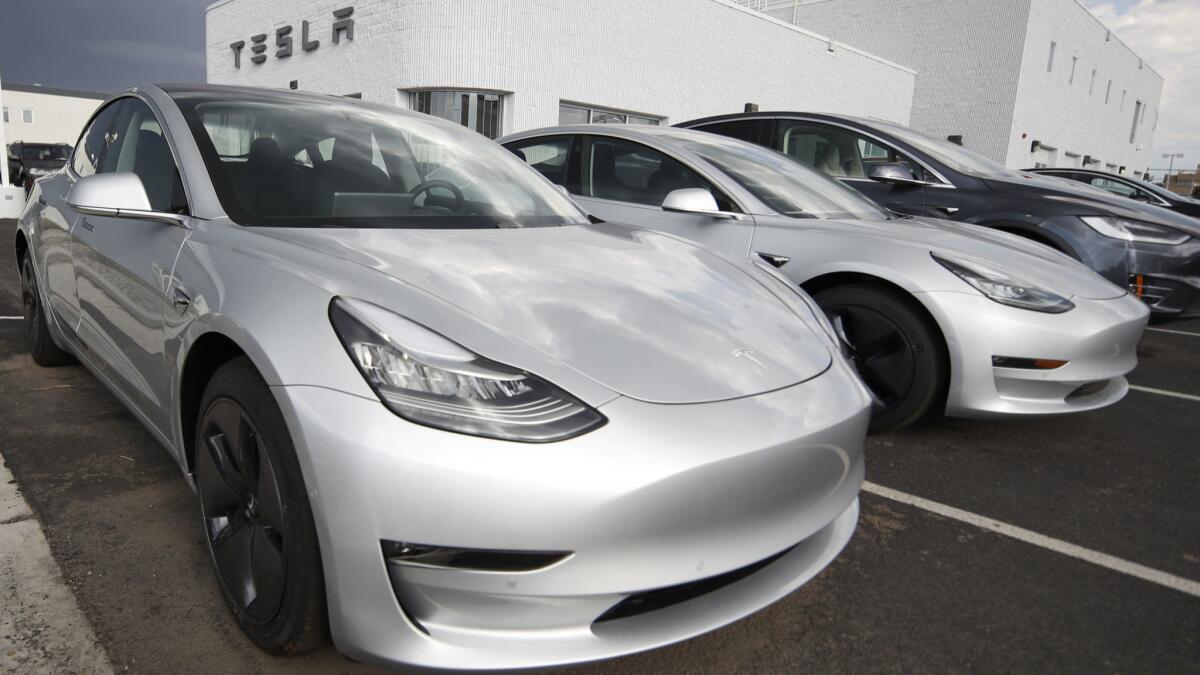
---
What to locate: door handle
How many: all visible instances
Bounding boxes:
[38,196,47,206]
[932,206,960,216]
[172,287,192,313]
[80,219,95,231]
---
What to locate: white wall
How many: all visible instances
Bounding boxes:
[1007,0,1163,174]
[205,0,916,134]
[763,0,1163,174]
[1,88,102,146]
[767,0,1031,165]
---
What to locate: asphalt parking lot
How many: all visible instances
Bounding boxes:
[0,218,1197,673]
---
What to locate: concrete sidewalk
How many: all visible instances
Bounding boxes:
[0,458,112,674]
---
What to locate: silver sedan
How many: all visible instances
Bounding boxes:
[15,85,871,669]
[501,126,1150,431]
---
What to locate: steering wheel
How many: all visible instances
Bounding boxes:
[411,180,465,214]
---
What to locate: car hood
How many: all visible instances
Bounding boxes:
[261,222,833,404]
[818,216,1128,300]
[986,174,1200,236]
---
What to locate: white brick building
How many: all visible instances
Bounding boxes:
[747,0,1164,175]
[2,82,107,146]
[204,0,916,138]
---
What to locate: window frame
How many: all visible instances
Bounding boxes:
[768,117,954,188]
[21,108,34,125]
[407,88,507,139]
[503,134,579,194]
[66,94,193,214]
[557,101,664,127]
[575,133,743,213]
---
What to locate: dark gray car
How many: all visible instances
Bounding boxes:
[1026,167,1200,220]
[679,113,1200,319]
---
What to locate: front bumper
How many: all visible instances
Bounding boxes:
[272,356,870,670]
[919,291,1149,418]
[1128,238,1200,318]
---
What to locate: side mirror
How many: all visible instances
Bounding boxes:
[867,163,928,187]
[67,173,186,226]
[662,188,731,218]
[1131,192,1151,203]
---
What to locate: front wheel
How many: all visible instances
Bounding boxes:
[814,284,947,433]
[195,357,327,654]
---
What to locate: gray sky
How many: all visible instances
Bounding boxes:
[0,0,208,94]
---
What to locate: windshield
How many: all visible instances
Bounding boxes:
[670,131,890,221]
[22,144,70,162]
[869,120,1023,179]
[174,93,588,228]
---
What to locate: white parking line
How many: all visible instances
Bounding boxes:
[0,316,21,320]
[1129,384,1200,403]
[1147,327,1200,337]
[861,481,1200,599]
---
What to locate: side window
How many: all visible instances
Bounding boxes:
[505,136,573,187]
[776,121,937,183]
[71,102,122,178]
[101,99,188,213]
[582,136,736,210]
[695,119,771,146]
[1089,177,1137,198]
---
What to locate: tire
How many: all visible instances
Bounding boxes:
[814,283,947,433]
[194,357,327,655]
[20,252,75,367]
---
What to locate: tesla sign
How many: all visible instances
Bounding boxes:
[230,6,355,69]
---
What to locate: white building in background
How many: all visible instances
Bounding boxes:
[742,0,1163,176]
[2,82,107,146]
[204,0,916,138]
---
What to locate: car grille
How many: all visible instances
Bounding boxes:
[593,545,795,624]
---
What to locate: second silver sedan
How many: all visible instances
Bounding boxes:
[502,126,1150,431]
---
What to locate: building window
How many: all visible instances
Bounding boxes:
[1,107,7,123]
[1105,80,1112,104]
[410,90,504,139]
[1131,100,1142,144]
[1047,41,1056,72]
[21,108,34,124]
[1089,69,1096,95]
[559,102,662,126]
[1069,56,1077,84]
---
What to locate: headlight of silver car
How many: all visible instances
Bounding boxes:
[329,298,605,442]
[932,252,1074,314]
[1080,216,1191,245]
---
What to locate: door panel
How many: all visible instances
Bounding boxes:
[71,97,190,434]
[573,135,754,257]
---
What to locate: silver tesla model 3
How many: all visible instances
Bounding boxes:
[14,85,873,669]
[501,126,1151,431]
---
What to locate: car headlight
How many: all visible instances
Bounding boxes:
[932,252,1074,314]
[1081,216,1190,245]
[329,298,605,442]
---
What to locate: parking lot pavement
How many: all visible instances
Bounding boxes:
[1,218,1198,673]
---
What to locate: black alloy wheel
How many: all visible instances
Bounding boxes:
[195,357,327,654]
[814,283,947,433]
[197,397,288,624]
[21,253,74,366]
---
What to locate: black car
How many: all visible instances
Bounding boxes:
[679,112,1200,319]
[1026,167,1200,220]
[6,141,72,193]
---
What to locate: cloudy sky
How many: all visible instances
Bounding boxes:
[1082,0,1200,177]
[0,0,1195,176]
